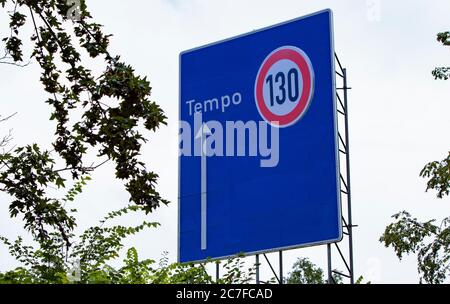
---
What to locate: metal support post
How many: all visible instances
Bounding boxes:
[279,251,283,284]
[256,254,260,284]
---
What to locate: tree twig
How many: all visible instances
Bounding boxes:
[0,112,17,123]
[54,157,111,173]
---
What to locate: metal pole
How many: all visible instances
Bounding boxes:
[256,254,260,284]
[216,261,220,283]
[327,244,332,284]
[279,251,283,284]
[263,253,280,283]
[343,68,355,284]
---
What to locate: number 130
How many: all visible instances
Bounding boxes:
[265,68,300,106]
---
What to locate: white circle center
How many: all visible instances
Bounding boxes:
[262,59,303,116]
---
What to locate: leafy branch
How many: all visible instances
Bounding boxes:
[420,152,450,198]
[432,31,450,80]
[0,0,168,247]
[380,212,450,284]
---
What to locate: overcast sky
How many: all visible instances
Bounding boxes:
[1,0,450,283]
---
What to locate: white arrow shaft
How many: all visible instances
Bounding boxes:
[201,129,207,250]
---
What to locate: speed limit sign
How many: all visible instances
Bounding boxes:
[180,10,341,263]
[255,46,315,127]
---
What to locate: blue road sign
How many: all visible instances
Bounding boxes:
[179,9,342,263]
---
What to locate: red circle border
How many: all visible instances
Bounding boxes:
[255,47,314,127]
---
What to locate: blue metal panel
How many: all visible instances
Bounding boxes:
[179,9,341,263]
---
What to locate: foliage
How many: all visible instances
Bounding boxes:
[420,152,450,198]
[381,31,450,284]
[0,144,77,245]
[0,177,159,284]
[0,227,258,284]
[217,255,256,284]
[286,258,325,284]
[285,257,355,284]
[380,212,450,284]
[432,31,450,80]
[0,0,168,248]
[0,174,259,284]
[149,254,257,284]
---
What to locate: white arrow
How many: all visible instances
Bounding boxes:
[195,122,211,250]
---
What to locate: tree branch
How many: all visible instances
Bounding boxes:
[54,157,111,173]
[0,59,31,67]
[0,112,17,123]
